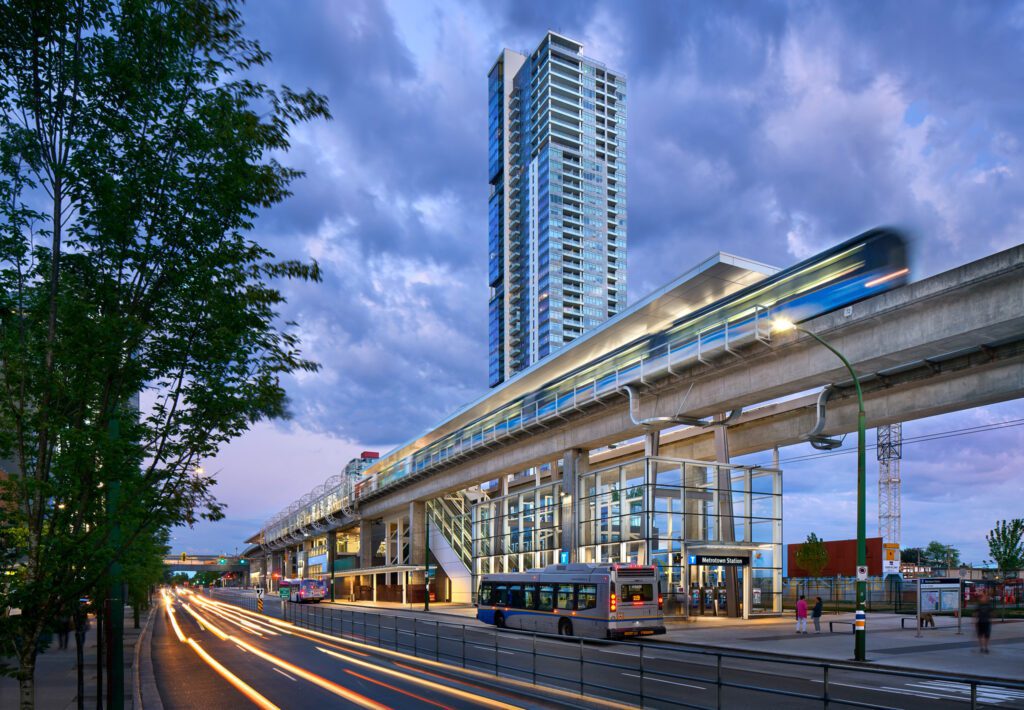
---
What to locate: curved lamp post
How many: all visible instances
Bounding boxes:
[773,318,867,662]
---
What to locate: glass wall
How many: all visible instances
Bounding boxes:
[472,480,562,576]
[577,457,782,615]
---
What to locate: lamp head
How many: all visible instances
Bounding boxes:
[771,317,796,334]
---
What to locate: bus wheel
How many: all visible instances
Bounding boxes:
[495,612,506,628]
[558,619,573,637]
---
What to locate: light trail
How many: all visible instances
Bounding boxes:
[317,646,520,710]
[227,635,390,710]
[161,592,279,710]
[344,669,455,710]
[208,596,634,710]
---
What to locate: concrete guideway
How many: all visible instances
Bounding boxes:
[358,243,1024,519]
[211,588,1024,708]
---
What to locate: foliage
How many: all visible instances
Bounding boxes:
[795,532,829,577]
[0,1,328,705]
[901,547,926,565]
[986,519,1024,576]
[924,541,961,568]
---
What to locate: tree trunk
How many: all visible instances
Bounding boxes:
[95,606,104,710]
[18,653,36,710]
[133,603,140,630]
[76,610,87,710]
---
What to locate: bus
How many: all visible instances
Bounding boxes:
[281,578,327,603]
[476,563,665,639]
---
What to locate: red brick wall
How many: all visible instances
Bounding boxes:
[787,537,883,577]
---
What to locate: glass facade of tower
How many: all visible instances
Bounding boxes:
[488,33,627,387]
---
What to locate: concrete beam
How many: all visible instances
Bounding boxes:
[353,246,1024,520]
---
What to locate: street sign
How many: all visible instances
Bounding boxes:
[856,565,868,581]
[256,588,264,600]
[279,588,290,600]
[693,554,750,566]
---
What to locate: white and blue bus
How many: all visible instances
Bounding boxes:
[476,563,666,639]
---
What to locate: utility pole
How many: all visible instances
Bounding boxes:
[423,514,430,612]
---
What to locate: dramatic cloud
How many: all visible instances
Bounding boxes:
[177,1,1024,552]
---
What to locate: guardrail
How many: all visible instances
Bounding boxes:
[224,592,1024,709]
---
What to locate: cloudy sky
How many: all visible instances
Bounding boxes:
[174,0,1024,566]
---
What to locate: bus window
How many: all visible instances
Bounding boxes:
[538,585,554,611]
[557,584,574,610]
[479,583,494,605]
[495,584,509,606]
[578,584,598,610]
[509,584,524,608]
[621,583,654,602]
[524,584,537,609]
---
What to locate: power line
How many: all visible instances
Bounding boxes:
[751,418,1024,467]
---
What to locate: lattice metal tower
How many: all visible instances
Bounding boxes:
[877,423,903,544]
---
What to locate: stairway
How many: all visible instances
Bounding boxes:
[426,493,474,603]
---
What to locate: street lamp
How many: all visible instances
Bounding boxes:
[773,317,868,662]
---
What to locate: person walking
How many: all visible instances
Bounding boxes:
[57,614,71,650]
[796,595,808,634]
[976,591,993,654]
[812,596,824,633]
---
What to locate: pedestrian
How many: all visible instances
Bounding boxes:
[812,596,823,633]
[796,594,808,634]
[976,590,993,654]
[57,614,71,650]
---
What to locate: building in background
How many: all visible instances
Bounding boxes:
[488,32,628,387]
[344,451,379,478]
[787,537,884,578]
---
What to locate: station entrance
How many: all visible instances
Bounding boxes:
[687,553,750,617]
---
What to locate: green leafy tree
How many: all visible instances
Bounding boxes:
[0,1,328,705]
[796,532,830,577]
[924,541,961,568]
[986,519,1024,576]
[901,547,926,566]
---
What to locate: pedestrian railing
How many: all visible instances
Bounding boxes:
[222,591,1024,709]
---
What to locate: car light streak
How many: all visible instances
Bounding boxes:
[180,603,229,641]
[214,599,629,709]
[229,635,389,710]
[189,597,273,637]
[317,647,520,710]
[187,638,280,710]
[344,669,454,710]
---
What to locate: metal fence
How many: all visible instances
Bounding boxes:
[784,577,1024,615]
[226,593,1024,709]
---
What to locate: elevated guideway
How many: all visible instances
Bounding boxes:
[357,242,1024,520]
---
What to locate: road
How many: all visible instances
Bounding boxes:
[192,588,1024,709]
[152,587,613,709]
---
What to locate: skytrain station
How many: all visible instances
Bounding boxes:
[241,229,965,621]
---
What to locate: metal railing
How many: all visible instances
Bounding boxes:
[225,592,1024,709]
[425,495,473,570]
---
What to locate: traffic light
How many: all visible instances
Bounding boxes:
[218,557,226,565]
[180,551,187,562]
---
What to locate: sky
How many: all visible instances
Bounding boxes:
[172,0,1024,566]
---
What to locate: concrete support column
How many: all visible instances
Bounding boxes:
[359,519,373,569]
[327,530,337,601]
[644,430,660,457]
[408,500,426,567]
[714,415,740,618]
[560,449,584,563]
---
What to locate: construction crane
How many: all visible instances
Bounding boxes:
[877,423,902,545]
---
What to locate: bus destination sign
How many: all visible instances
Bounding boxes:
[692,555,749,566]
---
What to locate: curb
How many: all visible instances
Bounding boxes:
[133,605,163,710]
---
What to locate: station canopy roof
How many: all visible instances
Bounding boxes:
[364,252,778,478]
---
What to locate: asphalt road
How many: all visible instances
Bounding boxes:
[198,588,1024,709]
[153,587,612,709]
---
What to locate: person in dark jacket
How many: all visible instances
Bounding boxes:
[976,591,993,653]
[812,596,824,633]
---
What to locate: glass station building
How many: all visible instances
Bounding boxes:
[472,456,783,618]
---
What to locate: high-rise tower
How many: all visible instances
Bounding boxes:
[488,32,628,387]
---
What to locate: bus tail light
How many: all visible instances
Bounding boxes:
[658,595,663,610]
[610,592,617,613]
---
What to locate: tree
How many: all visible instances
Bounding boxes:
[924,541,961,568]
[796,532,830,577]
[901,547,926,566]
[986,519,1024,576]
[0,2,329,705]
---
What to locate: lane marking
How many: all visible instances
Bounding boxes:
[621,672,705,690]
[271,667,297,682]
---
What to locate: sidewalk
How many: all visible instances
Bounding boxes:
[322,598,1024,682]
[656,612,1024,681]
[0,605,152,709]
